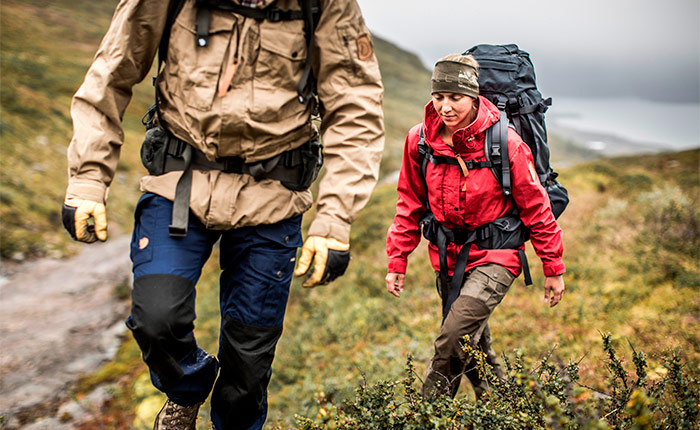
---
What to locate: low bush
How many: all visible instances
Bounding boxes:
[294,333,699,430]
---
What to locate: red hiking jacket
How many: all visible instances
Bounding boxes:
[386,97,565,278]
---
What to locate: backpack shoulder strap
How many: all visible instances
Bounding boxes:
[151,0,187,128]
[485,111,511,196]
[159,0,187,67]
[297,0,321,105]
[417,125,433,214]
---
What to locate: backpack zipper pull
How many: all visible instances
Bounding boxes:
[218,22,242,98]
[217,58,238,98]
[454,152,469,191]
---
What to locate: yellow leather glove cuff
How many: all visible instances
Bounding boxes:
[294,236,350,288]
[62,198,108,243]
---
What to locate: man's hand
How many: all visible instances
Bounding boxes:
[294,236,350,287]
[385,272,405,298]
[544,275,565,307]
[62,198,108,243]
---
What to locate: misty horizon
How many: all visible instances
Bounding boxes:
[359,0,700,104]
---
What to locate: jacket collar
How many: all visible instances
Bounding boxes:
[422,96,501,157]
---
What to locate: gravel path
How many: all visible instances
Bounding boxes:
[0,236,132,428]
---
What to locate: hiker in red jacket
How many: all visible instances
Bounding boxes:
[385,53,565,398]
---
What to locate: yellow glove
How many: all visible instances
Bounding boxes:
[62,198,108,243]
[294,236,350,288]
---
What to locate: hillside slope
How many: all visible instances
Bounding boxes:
[0,0,153,261]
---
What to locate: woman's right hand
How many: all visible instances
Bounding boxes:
[385,272,405,298]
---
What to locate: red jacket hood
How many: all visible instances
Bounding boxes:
[422,95,501,158]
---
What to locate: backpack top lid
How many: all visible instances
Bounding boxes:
[464,44,552,178]
[464,44,539,106]
[464,44,568,218]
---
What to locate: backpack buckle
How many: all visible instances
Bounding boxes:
[476,224,492,242]
[221,157,243,173]
[266,8,282,21]
[166,137,186,158]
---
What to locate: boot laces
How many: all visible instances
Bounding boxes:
[160,400,199,428]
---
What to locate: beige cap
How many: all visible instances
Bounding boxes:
[431,54,479,98]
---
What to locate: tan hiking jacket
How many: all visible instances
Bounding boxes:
[65,0,384,243]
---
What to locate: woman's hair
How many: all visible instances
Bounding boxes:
[431,54,480,98]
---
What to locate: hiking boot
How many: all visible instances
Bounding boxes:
[153,398,201,430]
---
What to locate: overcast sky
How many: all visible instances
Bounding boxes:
[355,0,700,103]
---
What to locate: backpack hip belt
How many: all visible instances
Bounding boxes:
[420,211,531,323]
[140,125,322,237]
[159,135,317,184]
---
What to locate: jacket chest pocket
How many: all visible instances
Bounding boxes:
[251,21,307,121]
[164,5,235,111]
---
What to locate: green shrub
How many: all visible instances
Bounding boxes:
[293,333,699,430]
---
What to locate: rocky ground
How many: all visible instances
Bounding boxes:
[0,236,132,429]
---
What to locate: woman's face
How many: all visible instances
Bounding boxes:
[432,92,477,131]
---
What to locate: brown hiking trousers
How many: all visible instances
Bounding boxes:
[422,263,516,399]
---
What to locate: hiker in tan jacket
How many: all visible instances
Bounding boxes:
[61,0,384,428]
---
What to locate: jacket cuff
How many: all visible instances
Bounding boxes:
[543,260,566,277]
[307,215,351,244]
[387,258,407,274]
[65,179,108,203]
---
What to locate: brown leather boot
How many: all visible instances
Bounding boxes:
[153,398,201,430]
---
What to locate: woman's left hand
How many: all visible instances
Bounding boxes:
[544,275,565,307]
[385,272,405,298]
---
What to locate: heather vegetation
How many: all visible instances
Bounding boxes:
[0,0,153,260]
[1,1,698,429]
[295,334,699,430]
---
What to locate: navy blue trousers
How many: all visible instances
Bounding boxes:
[126,194,302,429]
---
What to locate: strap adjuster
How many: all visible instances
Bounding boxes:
[221,157,243,174]
[168,225,188,237]
[465,159,485,170]
[266,8,283,21]
[476,225,492,242]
